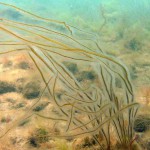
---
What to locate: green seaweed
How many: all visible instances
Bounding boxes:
[33,103,49,112]
[22,81,41,99]
[134,115,150,132]
[0,81,17,94]
[125,38,141,51]
[28,128,49,147]
[13,102,25,109]
[18,61,30,70]
[63,61,78,74]
[77,70,96,82]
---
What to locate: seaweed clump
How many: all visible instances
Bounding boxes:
[22,81,41,99]
[125,38,141,51]
[77,70,96,82]
[63,61,78,74]
[0,2,139,150]
[28,128,49,147]
[0,81,17,94]
[134,115,150,133]
[17,61,30,70]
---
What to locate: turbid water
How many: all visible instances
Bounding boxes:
[0,0,150,150]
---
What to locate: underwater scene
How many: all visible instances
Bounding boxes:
[0,0,150,149]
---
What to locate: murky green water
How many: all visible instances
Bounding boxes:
[0,0,150,29]
[0,1,150,149]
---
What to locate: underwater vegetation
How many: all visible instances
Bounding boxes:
[0,2,140,150]
[0,81,17,94]
[22,81,41,99]
[125,38,142,52]
[134,115,150,133]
